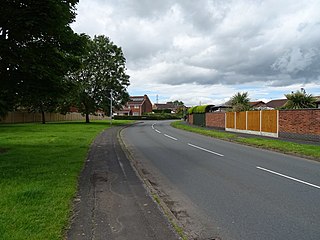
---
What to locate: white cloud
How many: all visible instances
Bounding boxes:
[72,0,320,106]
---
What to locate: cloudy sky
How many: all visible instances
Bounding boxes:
[72,0,320,106]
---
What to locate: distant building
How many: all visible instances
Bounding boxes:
[122,95,153,116]
[153,101,185,113]
[249,101,269,110]
[266,99,288,109]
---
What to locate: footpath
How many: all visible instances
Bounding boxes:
[66,126,179,240]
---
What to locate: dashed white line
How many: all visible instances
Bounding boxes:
[257,166,320,190]
[164,134,178,141]
[151,123,155,129]
[188,143,224,157]
[155,129,162,134]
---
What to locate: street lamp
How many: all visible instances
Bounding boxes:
[110,89,113,125]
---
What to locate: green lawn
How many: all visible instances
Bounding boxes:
[0,120,132,240]
[171,121,320,160]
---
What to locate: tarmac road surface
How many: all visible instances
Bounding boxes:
[122,120,320,240]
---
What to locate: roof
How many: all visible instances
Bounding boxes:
[127,95,152,106]
[128,96,145,105]
[154,102,176,110]
[266,99,288,109]
[249,101,266,107]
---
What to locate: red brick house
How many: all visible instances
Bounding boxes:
[126,95,153,116]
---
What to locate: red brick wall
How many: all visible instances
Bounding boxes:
[142,100,153,114]
[206,112,225,129]
[279,109,320,136]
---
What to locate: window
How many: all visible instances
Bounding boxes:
[134,105,140,109]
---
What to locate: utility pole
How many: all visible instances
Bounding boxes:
[110,89,113,125]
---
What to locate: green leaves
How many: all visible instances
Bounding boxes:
[67,35,130,122]
[284,89,316,109]
[0,0,83,120]
[228,92,251,112]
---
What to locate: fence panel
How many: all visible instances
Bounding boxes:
[236,112,246,130]
[247,111,260,131]
[1,112,106,124]
[261,110,277,133]
[226,112,235,128]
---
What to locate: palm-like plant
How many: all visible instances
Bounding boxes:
[284,89,316,109]
[228,92,251,112]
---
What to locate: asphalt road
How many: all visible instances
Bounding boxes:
[121,120,320,240]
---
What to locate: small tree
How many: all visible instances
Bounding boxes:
[283,89,316,109]
[228,92,251,112]
[67,35,130,123]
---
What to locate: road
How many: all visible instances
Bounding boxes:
[121,120,320,240]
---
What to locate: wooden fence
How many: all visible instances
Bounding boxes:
[226,110,278,137]
[0,112,106,124]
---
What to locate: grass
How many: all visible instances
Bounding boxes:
[0,120,132,240]
[171,121,320,160]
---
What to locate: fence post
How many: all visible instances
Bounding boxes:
[246,111,248,130]
[259,110,262,134]
[276,110,279,137]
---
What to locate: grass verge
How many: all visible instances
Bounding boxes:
[171,121,320,160]
[0,120,132,240]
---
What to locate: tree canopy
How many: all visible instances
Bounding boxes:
[227,92,251,112]
[67,35,130,123]
[283,89,316,109]
[0,0,85,121]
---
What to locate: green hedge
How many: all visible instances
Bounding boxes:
[153,109,172,113]
[188,105,211,114]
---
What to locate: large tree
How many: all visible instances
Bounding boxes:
[0,0,84,121]
[283,89,316,109]
[67,35,130,123]
[228,92,251,112]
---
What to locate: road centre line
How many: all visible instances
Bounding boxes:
[256,166,320,190]
[164,134,178,141]
[152,123,155,129]
[188,143,224,157]
[155,129,162,134]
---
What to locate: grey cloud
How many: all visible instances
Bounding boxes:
[74,0,320,90]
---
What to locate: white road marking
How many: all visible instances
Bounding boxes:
[155,129,162,134]
[188,143,224,157]
[256,166,320,190]
[164,134,178,141]
[152,123,155,129]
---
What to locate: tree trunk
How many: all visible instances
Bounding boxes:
[85,113,90,123]
[41,110,46,124]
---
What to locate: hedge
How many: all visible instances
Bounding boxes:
[187,105,212,114]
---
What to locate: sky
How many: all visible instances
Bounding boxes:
[71,0,320,106]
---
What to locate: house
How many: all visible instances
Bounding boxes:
[153,101,185,113]
[266,99,288,109]
[127,95,153,116]
[249,101,268,110]
[115,108,132,116]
